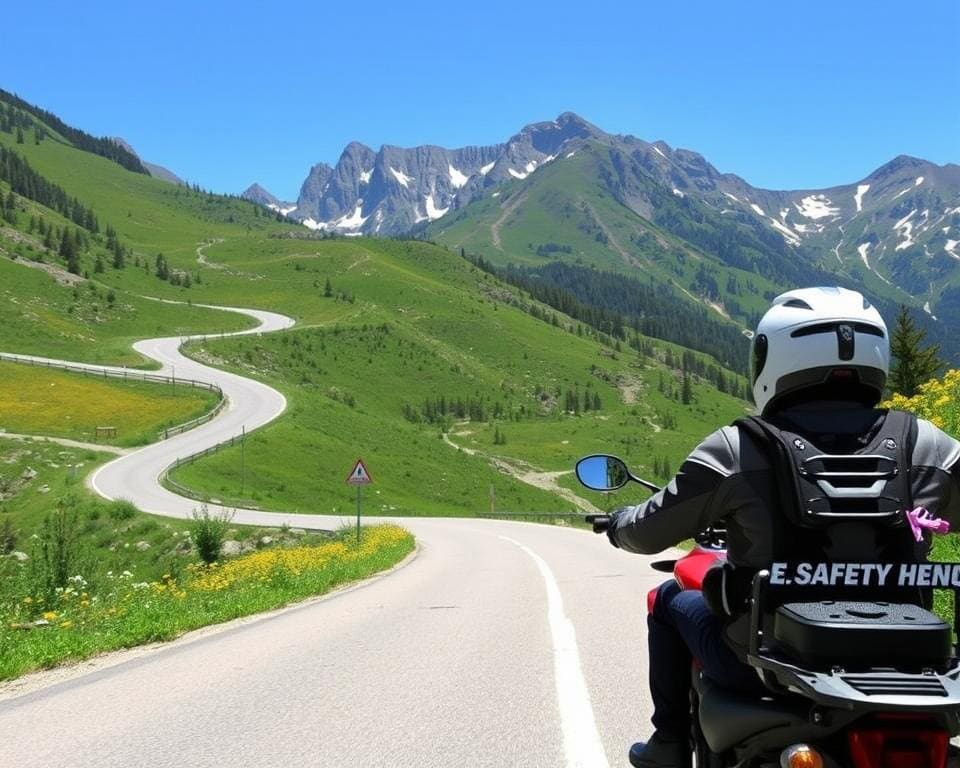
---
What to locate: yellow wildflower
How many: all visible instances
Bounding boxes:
[42,611,57,621]
[60,620,73,629]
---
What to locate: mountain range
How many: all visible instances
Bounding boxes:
[243,113,960,345]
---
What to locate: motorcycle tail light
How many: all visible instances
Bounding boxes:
[848,726,948,768]
[780,744,824,768]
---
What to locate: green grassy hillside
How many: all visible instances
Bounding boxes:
[427,144,785,324]
[0,96,750,517]
[166,238,747,515]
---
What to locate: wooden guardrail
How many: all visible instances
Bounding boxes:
[476,512,587,521]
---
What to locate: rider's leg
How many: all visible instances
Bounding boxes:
[647,579,693,736]
[662,586,764,695]
[629,580,694,768]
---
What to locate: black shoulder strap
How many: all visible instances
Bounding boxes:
[733,415,803,524]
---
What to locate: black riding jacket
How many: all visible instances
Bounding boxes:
[610,403,960,654]
[610,403,960,567]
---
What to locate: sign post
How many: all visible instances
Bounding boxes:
[346,458,373,544]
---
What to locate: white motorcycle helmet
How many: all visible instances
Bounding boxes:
[752,287,889,415]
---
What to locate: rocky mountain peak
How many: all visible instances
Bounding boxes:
[242,183,279,207]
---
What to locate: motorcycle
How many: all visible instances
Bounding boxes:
[575,453,960,768]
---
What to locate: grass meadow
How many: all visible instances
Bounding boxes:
[0,361,220,446]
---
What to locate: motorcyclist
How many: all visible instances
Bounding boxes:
[608,287,960,768]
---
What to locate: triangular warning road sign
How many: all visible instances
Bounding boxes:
[346,458,373,485]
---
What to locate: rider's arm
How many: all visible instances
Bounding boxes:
[912,418,960,527]
[609,426,740,554]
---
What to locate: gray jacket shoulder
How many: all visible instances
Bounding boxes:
[688,426,741,477]
[912,417,960,471]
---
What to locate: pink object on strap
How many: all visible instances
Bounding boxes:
[906,506,951,543]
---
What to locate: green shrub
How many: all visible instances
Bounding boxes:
[28,499,88,602]
[108,499,137,521]
[190,505,233,564]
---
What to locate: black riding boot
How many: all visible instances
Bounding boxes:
[629,732,691,768]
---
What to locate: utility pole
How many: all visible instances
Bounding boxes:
[240,424,246,496]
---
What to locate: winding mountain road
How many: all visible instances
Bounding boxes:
[0,302,666,768]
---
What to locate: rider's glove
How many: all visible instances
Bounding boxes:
[606,508,625,549]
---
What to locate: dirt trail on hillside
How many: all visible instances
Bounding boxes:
[491,191,528,251]
[0,432,129,455]
[1,227,83,285]
[196,239,226,269]
[195,239,265,280]
[584,203,645,269]
[442,432,601,513]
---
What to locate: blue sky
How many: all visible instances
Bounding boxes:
[3,0,958,200]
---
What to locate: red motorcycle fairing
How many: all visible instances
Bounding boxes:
[646,546,724,613]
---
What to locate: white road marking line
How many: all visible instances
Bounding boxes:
[500,535,610,768]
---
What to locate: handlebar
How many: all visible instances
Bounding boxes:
[585,514,612,534]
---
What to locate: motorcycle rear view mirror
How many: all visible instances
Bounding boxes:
[575,454,662,494]
[575,455,633,491]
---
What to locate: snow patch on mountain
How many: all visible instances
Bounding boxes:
[857,243,872,269]
[915,176,925,186]
[480,161,495,176]
[946,240,959,259]
[359,168,373,185]
[652,146,667,159]
[508,168,529,180]
[854,184,870,213]
[750,203,765,217]
[796,195,839,220]
[566,151,576,158]
[780,208,790,221]
[771,219,801,245]
[424,194,449,221]
[389,167,414,188]
[448,165,469,189]
[335,203,368,230]
[894,210,917,251]
[673,188,685,198]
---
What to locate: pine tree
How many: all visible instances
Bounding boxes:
[15,127,24,144]
[155,253,169,280]
[889,305,941,396]
[324,278,333,298]
[59,229,80,274]
[681,371,693,405]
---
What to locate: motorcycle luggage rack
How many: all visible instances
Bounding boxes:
[746,570,960,715]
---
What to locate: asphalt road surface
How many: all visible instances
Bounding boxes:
[0,303,670,767]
